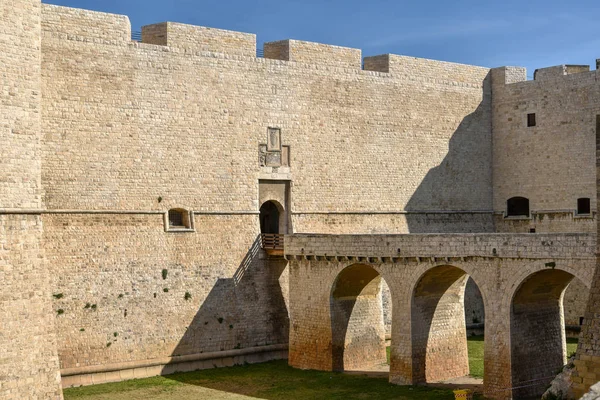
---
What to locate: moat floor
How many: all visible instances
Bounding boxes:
[63,337,577,400]
[62,360,475,400]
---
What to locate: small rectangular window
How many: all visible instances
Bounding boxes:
[527,113,536,127]
[577,198,591,215]
[169,210,184,227]
[529,228,536,233]
[580,317,585,326]
[165,209,194,232]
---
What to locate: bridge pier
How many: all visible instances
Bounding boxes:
[482,301,513,399]
[411,266,470,383]
[330,265,387,371]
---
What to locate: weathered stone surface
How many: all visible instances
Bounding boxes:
[1,1,599,398]
[542,355,575,400]
[0,1,63,399]
[580,382,600,400]
[285,233,595,400]
[571,117,600,398]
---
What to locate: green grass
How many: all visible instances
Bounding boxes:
[63,337,579,400]
[567,337,578,357]
[386,336,485,378]
[467,336,484,378]
[63,360,478,400]
[389,336,578,380]
[467,336,579,379]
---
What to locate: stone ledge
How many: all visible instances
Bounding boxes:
[61,344,288,387]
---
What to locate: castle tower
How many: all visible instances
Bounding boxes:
[0,0,63,398]
[571,116,600,397]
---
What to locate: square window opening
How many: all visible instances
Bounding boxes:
[167,209,193,231]
[577,198,591,215]
[527,113,536,127]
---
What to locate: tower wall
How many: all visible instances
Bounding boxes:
[0,0,63,398]
[571,116,600,397]
[491,66,600,233]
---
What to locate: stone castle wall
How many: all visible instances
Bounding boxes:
[43,213,290,381]
[571,116,600,397]
[0,0,63,399]
[41,4,493,224]
[38,3,494,383]
[1,0,599,394]
[491,66,600,233]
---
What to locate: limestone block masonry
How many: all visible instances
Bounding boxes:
[570,114,600,397]
[0,1,63,399]
[1,0,600,398]
[285,233,595,399]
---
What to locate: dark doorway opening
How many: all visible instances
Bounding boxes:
[260,201,280,234]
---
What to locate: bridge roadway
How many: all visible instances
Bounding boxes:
[283,233,596,399]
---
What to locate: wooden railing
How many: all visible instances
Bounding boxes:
[261,233,284,255]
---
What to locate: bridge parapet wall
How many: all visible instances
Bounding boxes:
[284,233,595,260]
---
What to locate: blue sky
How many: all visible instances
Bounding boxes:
[43,0,600,76]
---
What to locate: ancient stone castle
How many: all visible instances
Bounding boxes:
[3,1,600,399]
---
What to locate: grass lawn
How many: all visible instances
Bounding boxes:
[385,336,486,378]
[389,335,578,380]
[567,337,579,357]
[63,360,481,400]
[63,336,578,400]
[467,336,484,378]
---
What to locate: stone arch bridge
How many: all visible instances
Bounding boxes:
[283,233,595,400]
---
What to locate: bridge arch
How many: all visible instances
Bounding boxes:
[509,267,589,398]
[330,263,389,372]
[410,264,486,383]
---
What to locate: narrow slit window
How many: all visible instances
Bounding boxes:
[577,198,591,215]
[527,113,536,127]
[507,197,530,217]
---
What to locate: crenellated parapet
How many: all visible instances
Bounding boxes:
[264,39,362,68]
[364,54,490,87]
[41,4,131,44]
[141,22,256,57]
[534,64,590,81]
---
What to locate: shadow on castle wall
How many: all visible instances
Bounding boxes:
[156,75,492,384]
[405,76,494,233]
[165,235,289,366]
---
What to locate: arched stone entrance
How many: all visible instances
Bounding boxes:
[330,264,387,372]
[260,201,282,234]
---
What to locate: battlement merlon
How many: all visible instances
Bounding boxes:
[264,39,362,68]
[41,4,131,43]
[534,64,590,81]
[142,22,256,57]
[364,54,491,87]
[490,66,527,86]
[491,64,598,87]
